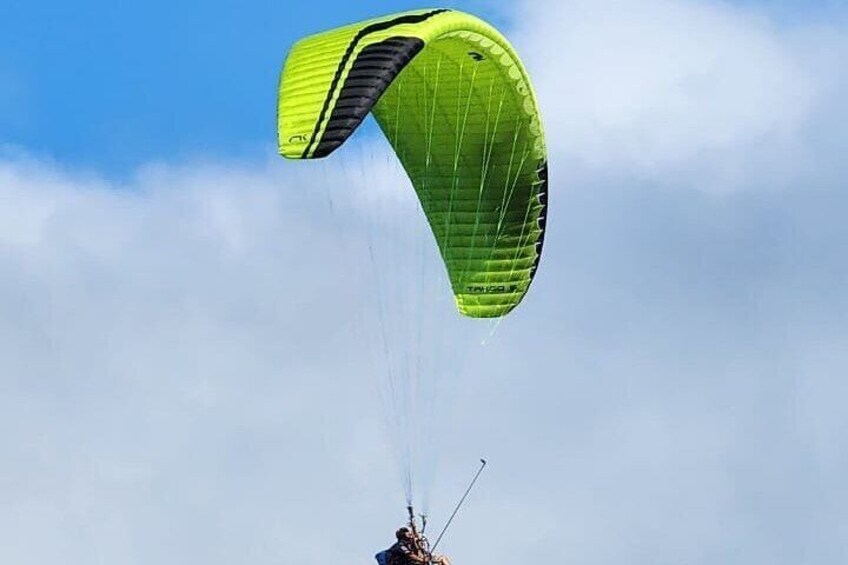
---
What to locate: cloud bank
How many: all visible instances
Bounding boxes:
[516,0,848,191]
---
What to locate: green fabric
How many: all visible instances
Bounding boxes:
[278,9,548,318]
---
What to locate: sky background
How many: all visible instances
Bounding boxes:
[2,1,848,564]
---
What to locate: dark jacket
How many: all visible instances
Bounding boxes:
[386,541,418,565]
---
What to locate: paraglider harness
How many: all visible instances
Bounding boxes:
[375,506,433,565]
[375,459,487,565]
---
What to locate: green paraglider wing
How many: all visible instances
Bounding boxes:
[277,8,548,318]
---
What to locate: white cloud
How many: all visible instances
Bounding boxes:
[0,150,500,564]
[0,152,384,564]
[514,0,848,191]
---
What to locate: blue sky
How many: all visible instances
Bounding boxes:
[2,1,848,564]
[0,0,511,172]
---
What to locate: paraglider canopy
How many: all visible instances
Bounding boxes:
[277,8,548,318]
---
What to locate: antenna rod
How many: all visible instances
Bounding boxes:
[431,458,487,552]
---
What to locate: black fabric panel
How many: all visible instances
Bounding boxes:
[334,97,376,108]
[302,8,449,158]
[311,36,426,158]
[530,161,549,279]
